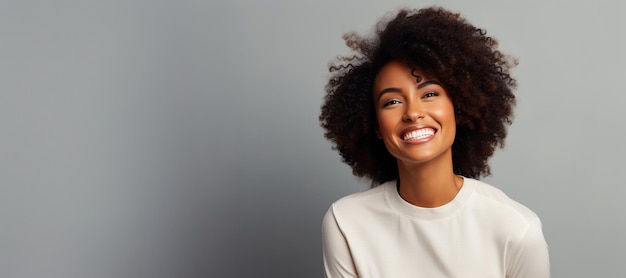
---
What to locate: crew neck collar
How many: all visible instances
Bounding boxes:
[385,176,475,220]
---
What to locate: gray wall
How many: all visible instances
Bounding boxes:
[1,0,624,277]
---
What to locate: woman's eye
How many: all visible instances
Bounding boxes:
[383,99,401,107]
[423,92,439,98]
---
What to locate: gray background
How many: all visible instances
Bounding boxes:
[1,0,624,277]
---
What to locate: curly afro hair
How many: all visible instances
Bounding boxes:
[320,7,517,186]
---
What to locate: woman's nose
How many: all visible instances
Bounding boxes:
[403,102,424,122]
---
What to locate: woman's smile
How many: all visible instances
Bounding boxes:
[400,126,436,142]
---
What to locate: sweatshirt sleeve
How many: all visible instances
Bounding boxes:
[506,217,551,278]
[322,205,358,278]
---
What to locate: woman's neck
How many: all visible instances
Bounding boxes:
[396,153,462,208]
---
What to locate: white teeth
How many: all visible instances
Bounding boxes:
[403,128,435,141]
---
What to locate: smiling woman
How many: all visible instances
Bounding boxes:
[319,6,550,278]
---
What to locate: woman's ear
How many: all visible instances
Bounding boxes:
[376,128,382,139]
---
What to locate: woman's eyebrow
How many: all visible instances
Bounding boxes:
[377,80,442,100]
[417,80,443,89]
[376,87,401,101]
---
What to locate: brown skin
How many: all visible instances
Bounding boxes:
[374,60,461,207]
[397,158,462,208]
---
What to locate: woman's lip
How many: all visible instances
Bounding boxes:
[399,126,437,142]
[399,125,437,136]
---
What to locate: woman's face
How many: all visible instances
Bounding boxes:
[372,60,456,166]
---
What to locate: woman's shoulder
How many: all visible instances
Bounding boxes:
[326,181,394,215]
[469,178,540,222]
